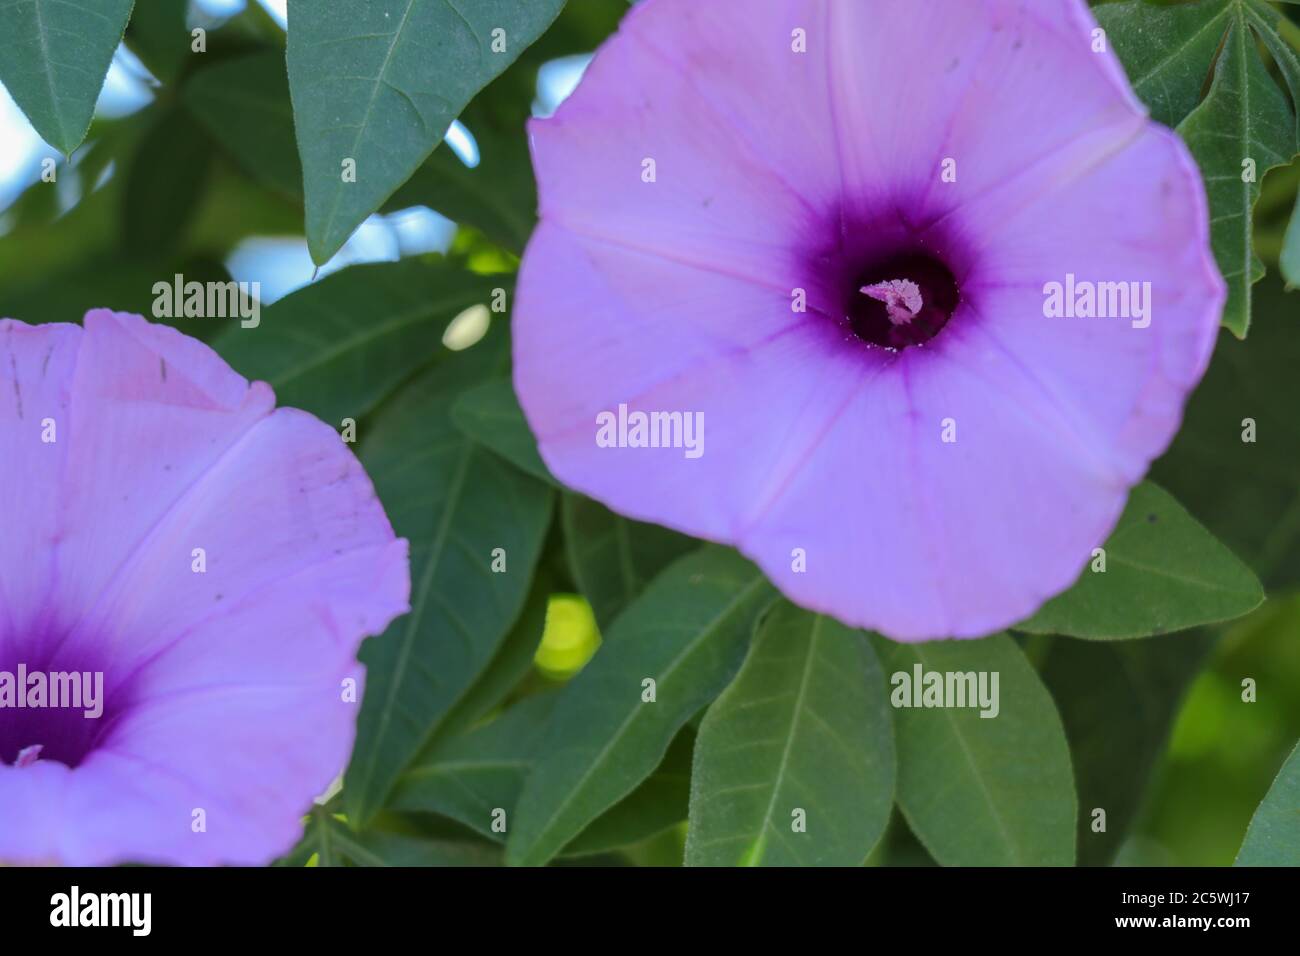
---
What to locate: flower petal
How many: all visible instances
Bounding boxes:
[517,0,1224,640]
[64,407,408,670]
[0,321,81,648]
[517,220,874,543]
[47,311,275,633]
[530,2,827,291]
[955,124,1223,476]
[0,313,409,864]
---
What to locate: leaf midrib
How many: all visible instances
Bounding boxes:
[748,614,822,866]
[32,0,64,148]
[265,288,485,388]
[316,0,419,248]
[402,756,530,780]
[1109,551,1260,598]
[1127,3,1233,94]
[350,433,476,818]
[912,644,1024,865]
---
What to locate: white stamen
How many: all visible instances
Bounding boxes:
[15,744,42,767]
[861,279,923,326]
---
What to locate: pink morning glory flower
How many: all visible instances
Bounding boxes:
[0,311,409,865]
[514,0,1224,640]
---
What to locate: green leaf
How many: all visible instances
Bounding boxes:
[1151,276,1300,591]
[686,602,894,867]
[212,261,501,425]
[451,377,555,484]
[561,729,694,857]
[1099,0,1300,149]
[1095,0,1234,129]
[309,810,502,866]
[1179,14,1294,336]
[0,253,231,336]
[185,163,304,254]
[0,116,148,294]
[390,693,559,838]
[125,0,190,84]
[385,95,536,254]
[339,828,504,866]
[1283,188,1300,288]
[1098,0,1300,336]
[122,106,215,254]
[1246,0,1300,155]
[1035,631,1214,865]
[381,0,634,248]
[182,45,540,249]
[561,494,697,631]
[874,634,1077,866]
[394,695,695,857]
[434,566,551,741]
[285,0,566,264]
[1018,482,1263,640]
[1236,739,1300,865]
[516,0,626,65]
[344,325,555,826]
[0,0,135,155]
[506,546,775,867]
[184,50,304,201]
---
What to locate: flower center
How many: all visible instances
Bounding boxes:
[0,653,122,769]
[847,252,960,350]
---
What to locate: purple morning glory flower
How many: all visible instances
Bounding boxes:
[514,0,1225,641]
[0,311,409,864]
